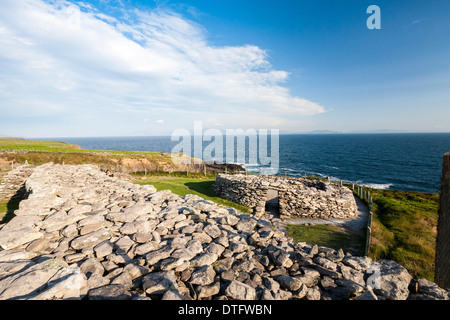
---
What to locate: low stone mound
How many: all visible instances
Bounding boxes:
[0,163,447,300]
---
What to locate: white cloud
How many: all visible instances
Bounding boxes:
[0,0,325,137]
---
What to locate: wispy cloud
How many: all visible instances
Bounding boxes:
[0,0,325,137]
[405,19,422,28]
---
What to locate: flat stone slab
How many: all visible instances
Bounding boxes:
[0,226,44,250]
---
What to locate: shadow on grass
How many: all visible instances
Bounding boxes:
[287,224,365,255]
[0,198,21,224]
[184,181,216,197]
[185,181,251,213]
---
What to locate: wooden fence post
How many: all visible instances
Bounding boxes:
[365,200,373,256]
[435,152,450,289]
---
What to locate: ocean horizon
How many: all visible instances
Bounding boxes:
[34,132,450,194]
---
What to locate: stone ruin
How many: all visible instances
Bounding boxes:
[0,165,34,202]
[214,174,357,220]
[0,163,447,300]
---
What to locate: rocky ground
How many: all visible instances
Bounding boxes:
[0,163,447,300]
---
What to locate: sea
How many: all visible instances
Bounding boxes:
[37,133,450,194]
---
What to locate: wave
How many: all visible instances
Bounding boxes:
[324,165,340,170]
[360,183,394,190]
[314,172,342,182]
[242,163,262,167]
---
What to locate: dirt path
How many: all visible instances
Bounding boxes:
[281,195,369,237]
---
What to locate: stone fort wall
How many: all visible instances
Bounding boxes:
[214,174,357,219]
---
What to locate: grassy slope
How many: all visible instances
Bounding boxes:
[368,189,439,281]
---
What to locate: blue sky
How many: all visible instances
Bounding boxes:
[0,0,449,137]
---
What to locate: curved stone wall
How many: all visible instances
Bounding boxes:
[214,174,357,219]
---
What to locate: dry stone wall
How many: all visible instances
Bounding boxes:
[0,165,34,202]
[213,174,268,209]
[0,163,447,301]
[214,174,357,220]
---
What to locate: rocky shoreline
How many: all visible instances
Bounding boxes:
[0,163,447,300]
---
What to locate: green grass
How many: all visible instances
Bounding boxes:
[286,224,364,255]
[0,202,7,215]
[134,174,251,213]
[365,189,439,281]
